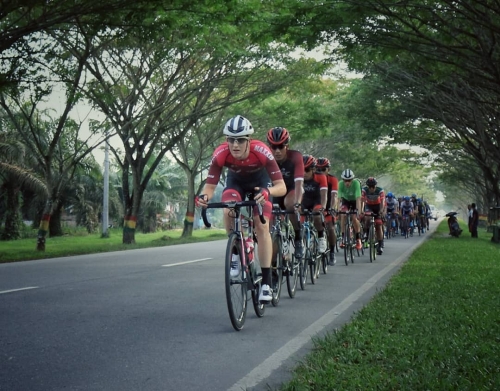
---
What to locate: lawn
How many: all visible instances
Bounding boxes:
[280,221,500,390]
[0,227,227,263]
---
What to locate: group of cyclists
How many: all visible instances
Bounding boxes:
[195,115,433,304]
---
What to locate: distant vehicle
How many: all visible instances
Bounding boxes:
[429,205,438,220]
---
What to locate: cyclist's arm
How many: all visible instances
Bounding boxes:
[320,188,327,209]
[294,179,303,205]
[269,179,286,198]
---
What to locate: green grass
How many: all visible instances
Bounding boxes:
[280,221,500,391]
[0,228,227,263]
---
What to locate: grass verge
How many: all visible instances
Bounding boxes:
[280,221,500,391]
[0,228,227,263]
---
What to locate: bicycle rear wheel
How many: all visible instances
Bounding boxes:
[225,233,247,331]
[271,232,283,307]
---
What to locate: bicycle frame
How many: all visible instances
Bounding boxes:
[338,210,357,265]
[201,199,266,330]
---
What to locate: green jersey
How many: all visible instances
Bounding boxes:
[338,179,361,201]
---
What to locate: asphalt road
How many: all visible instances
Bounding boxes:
[0,222,437,391]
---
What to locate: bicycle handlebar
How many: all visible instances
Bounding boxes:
[201,200,265,228]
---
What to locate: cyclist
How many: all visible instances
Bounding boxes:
[415,198,427,232]
[361,177,386,255]
[400,196,415,236]
[315,157,338,265]
[385,192,399,234]
[266,127,304,257]
[196,115,286,303]
[300,155,328,254]
[338,169,363,250]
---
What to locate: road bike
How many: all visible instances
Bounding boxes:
[270,205,300,300]
[299,209,323,287]
[385,212,397,239]
[364,211,378,263]
[401,215,413,239]
[338,210,357,265]
[201,197,265,331]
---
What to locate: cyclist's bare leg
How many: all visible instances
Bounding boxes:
[352,215,361,235]
[326,220,336,246]
[255,218,272,268]
[223,208,236,235]
[284,191,300,232]
[376,223,384,240]
[313,214,323,233]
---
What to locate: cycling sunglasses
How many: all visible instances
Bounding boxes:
[270,144,287,150]
[227,137,249,144]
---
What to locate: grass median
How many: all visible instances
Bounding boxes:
[280,221,500,391]
[0,228,227,263]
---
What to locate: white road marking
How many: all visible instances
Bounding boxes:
[162,258,213,267]
[227,245,416,391]
[0,287,39,295]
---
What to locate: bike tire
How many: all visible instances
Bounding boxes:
[300,248,308,290]
[322,250,328,275]
[309,232,318,284]
[251,282,265,318]
[286,237,299,298]
[369,223,376,263]
[344,225,350,265]
[349,227,355,263]
[225,233,247,331]
[271,232,283,307]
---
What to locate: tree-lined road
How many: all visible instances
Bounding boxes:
[0,223,438,391]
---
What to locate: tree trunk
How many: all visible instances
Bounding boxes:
[182,212,194,237]
[2,185,21,240]
[37,213,51,251]
[123,215,137,244]
[181,172,196,238]
[49,203,64,237]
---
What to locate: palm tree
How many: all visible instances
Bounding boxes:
[0,135,48,240]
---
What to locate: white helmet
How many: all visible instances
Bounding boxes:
[223,115,254,136]
[341,169,355,180]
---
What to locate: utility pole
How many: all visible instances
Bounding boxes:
[102,136,110,238]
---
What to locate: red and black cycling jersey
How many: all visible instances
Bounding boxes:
[276,149,304,192]
[362,186,385,206]
[206,140,282,185]
[302,173,328,208]
[326,174,338,208]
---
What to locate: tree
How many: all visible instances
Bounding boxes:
[270,0,500,204]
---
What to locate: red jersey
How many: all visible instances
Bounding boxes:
[206,140,282,185]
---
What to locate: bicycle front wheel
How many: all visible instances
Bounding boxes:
[286,236,299,298]
[300,237,309,290]
[344,226,350,266]
[369,223,376,263]
[271,232,283,307]
[225,233,247,331]
[309,232,318,284]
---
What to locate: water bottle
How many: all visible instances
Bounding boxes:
[245,235,254,262]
